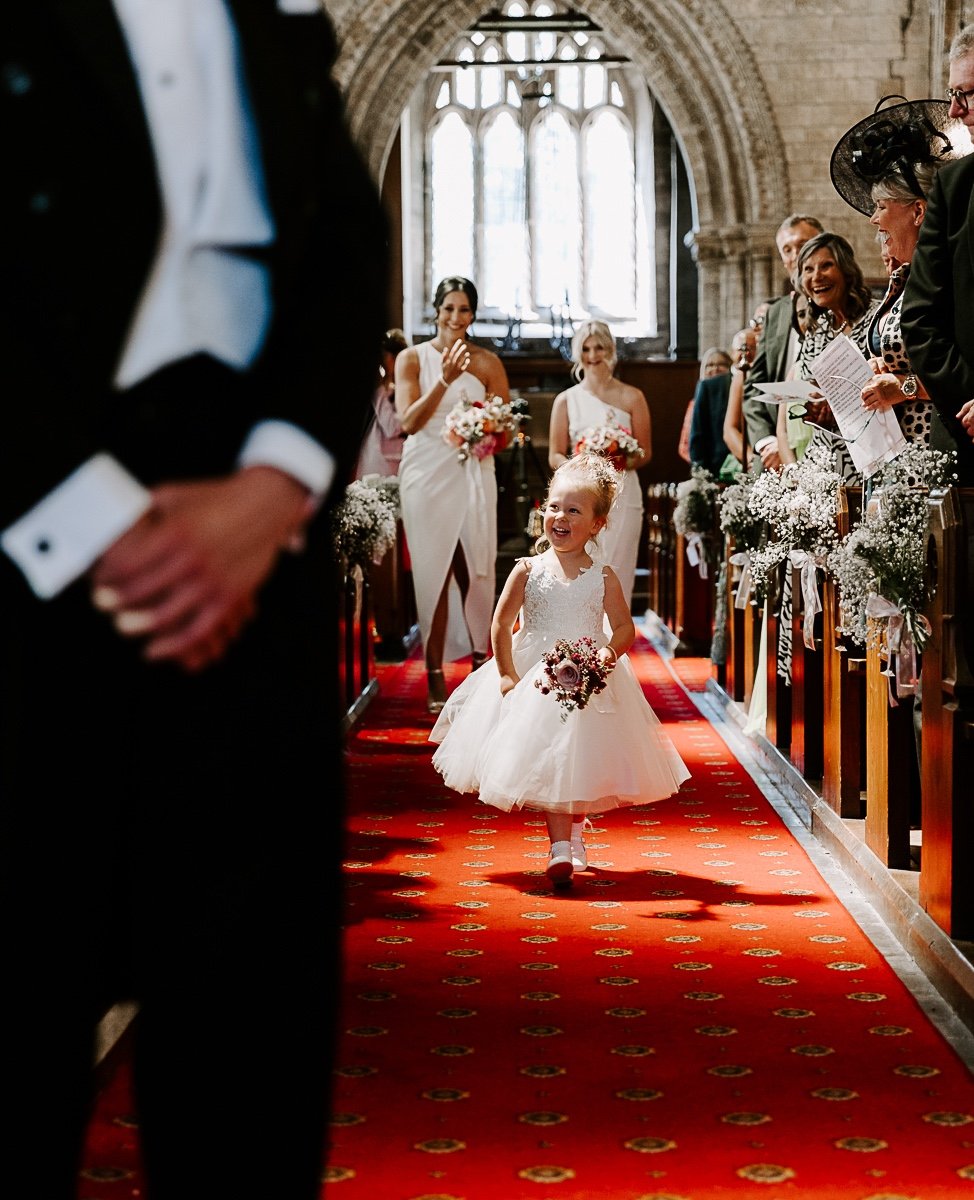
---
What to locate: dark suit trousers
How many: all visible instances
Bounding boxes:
[0,359,344,1199]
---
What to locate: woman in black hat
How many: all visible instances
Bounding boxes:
[830,97,970,444]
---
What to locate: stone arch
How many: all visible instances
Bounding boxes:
[336,0,789,348]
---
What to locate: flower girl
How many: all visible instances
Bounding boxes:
[430,454,690,887]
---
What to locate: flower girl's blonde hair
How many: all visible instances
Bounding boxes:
[534,453,622,554]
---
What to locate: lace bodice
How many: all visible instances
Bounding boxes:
[521,557,607,644]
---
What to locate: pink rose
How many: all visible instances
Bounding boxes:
[553,659,582,689]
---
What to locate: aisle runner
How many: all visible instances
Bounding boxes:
[329,645,974,1200]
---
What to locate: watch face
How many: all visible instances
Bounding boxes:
[902,375,918,398]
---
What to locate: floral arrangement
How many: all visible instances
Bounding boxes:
[534,636,610,721]
[574,418,643,472]
[717,469,765,552]
[828,444,955,657]
[673,466,720,577]
[331,474,400,570]
[443,389,524,463]
[673,466,720,537]
[717,468,766,608]
[745,440,845,594]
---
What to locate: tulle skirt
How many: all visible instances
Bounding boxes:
[430,632,690,815]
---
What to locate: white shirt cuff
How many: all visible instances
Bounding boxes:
[1,454,151,599]
[238,420,335,499]
[754,436,778,453]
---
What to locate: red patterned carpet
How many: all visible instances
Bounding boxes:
[79,639,974,1199]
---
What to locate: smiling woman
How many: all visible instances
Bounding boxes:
[829,97,972,449]
[395,276,512,712]
[775,232,879,470]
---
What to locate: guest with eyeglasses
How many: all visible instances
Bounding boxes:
[903,24,974,485]
[829,96,970,449]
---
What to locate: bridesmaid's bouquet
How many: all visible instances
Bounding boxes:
[574,418,642,472]
[535,636,610,721]
[443,390,525,463]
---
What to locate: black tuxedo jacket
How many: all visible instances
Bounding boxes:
[742,293,792,452]
[902,153,974,483]
[2,2,385,528]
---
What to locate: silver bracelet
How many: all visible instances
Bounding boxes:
[437,373,449,389]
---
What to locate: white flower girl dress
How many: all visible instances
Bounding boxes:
[430,556,690,815]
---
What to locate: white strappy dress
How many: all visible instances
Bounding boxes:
[398,341,498,660]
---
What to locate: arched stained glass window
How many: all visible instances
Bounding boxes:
[483,110,527,310]
[584,109,636,315]
[531,109,581,309]
[417,1,657,333]
[430,112,475,286]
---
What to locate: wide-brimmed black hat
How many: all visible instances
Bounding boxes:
[830,96,969,214]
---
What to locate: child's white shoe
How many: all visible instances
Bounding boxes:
[570,817,591,871]
[546,841,574,887]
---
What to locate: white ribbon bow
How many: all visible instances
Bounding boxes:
[686,533,709,579]
[729,550,753,610]
[789,549,823,650]
[865,594,930,705]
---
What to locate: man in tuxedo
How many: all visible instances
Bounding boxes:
[743,213,824,469]
[902,26,974,484]
[0,4,385,1197]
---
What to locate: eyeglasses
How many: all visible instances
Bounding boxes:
[946,84,974,111]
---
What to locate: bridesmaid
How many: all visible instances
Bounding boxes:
[396,276,511,712]
[548,320,652,605]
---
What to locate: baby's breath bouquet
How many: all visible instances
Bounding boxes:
[718,469,766,607]
[746,441,844,591]
[746,441,844,648]
[828,444,955,697]
[331,474,400,570]
[673,466,720,577]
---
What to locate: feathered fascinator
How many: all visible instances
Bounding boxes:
[830,96,969,214]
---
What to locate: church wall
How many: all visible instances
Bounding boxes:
[325,0,967,353]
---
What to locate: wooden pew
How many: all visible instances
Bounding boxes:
[822,488,866,818]
[864,620,915,868]
[765,565,792,751]
[789,566,824,780]
[339,566,378,732]
[919,487,974,936]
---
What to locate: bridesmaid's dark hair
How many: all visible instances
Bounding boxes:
[432,276,479,317]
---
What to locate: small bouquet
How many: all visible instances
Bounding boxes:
[574,419,643,472]
[535,636,610,721]
[443,389,524,463]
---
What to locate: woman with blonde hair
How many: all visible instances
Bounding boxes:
[548,320,651,605]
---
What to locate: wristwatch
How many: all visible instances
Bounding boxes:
[901,373,919,398]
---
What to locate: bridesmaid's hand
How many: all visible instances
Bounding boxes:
[441,339,472,386]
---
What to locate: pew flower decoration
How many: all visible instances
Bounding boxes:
[331,474,400,570]
[746,441,844,648]
[535,636,610,721]
[827,444,955,699]
[673,466,720,578]
[574,418,643,472]
[717,469,766,608]
[443,389,524,463]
